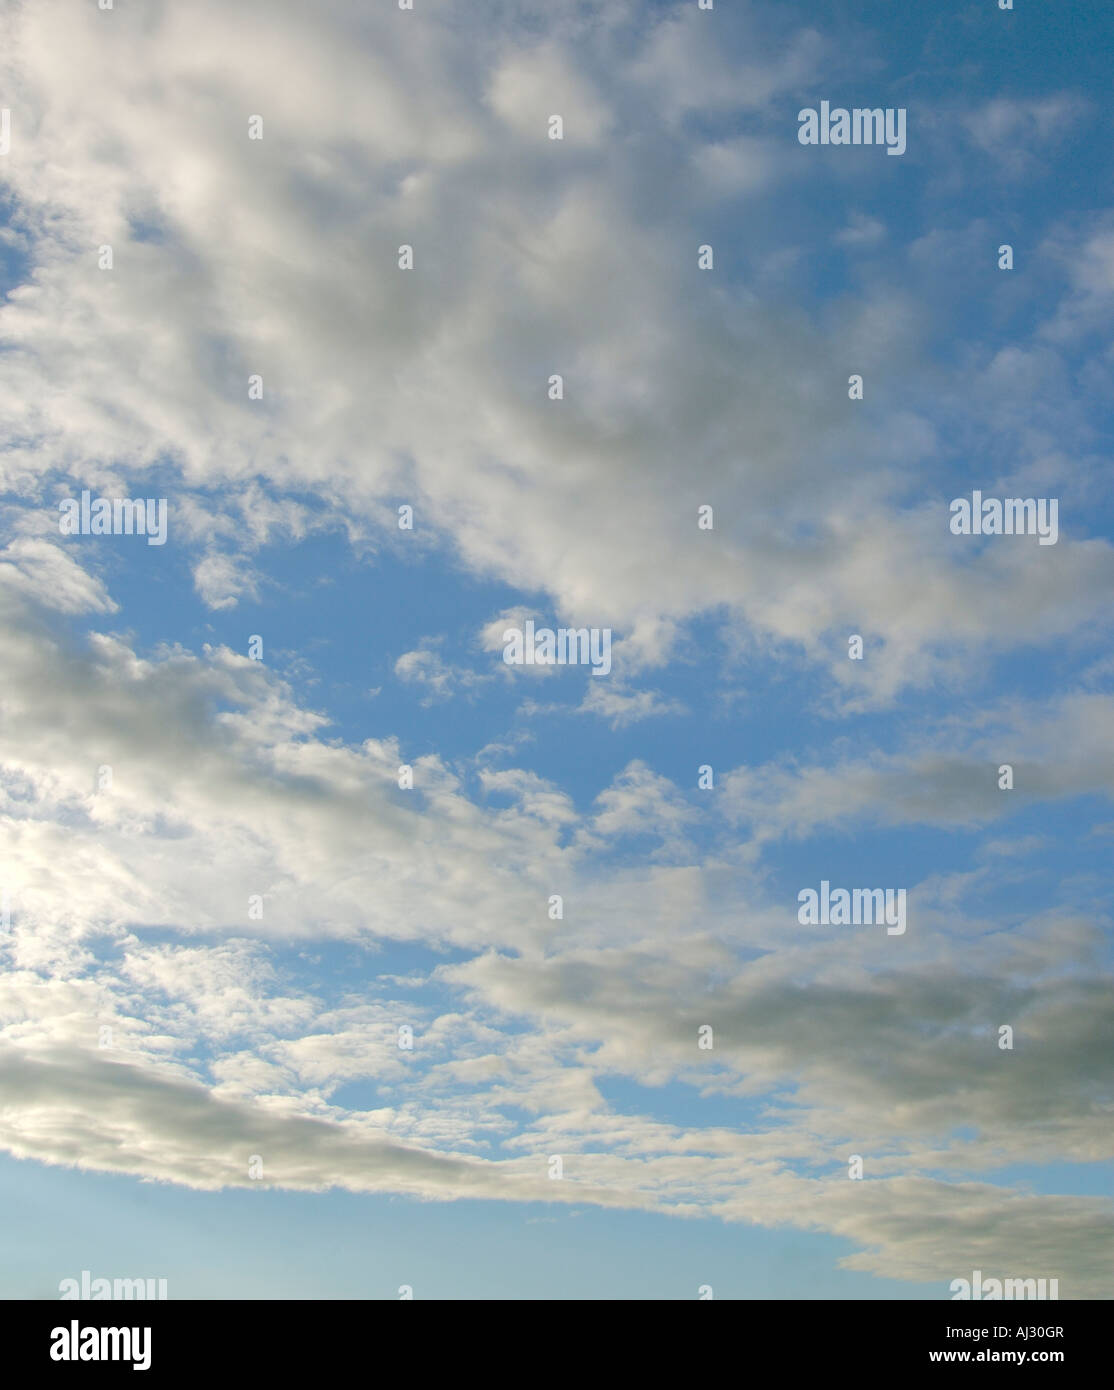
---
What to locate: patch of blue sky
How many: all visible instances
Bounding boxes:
[595,1075,796,1137]
[969,1161,1114,1200]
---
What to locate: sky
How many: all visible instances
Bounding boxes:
[0,0,1112,1300]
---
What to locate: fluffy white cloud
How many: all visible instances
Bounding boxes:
[0,0,1107,703]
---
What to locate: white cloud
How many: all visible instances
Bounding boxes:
[394,643,486,704]
[0,1,1106,705]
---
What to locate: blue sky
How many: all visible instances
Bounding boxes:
[0,0,1112,1300]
